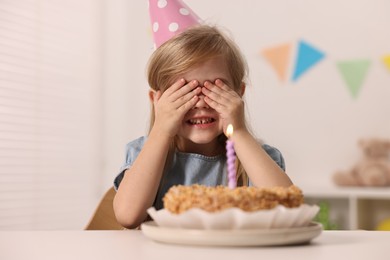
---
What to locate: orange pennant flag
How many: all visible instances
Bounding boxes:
[261,43,292,81]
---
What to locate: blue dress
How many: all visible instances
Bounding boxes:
[114,136,285,210]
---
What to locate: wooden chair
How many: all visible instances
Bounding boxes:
[85,187,124,230]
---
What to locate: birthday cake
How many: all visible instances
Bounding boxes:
[163,184,304,214]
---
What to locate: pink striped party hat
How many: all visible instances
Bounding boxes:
[149,0,202,48]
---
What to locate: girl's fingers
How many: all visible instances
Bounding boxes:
[203,95,222,111]
[202,81,229,106]
[205,79,236,98]
[203,79,245,122]
[163,78,186,96]
[169,80,199,101]
[215,79,234,93]
[178,94,199,113]
[175,86,202,109]
[203,80,239,105]
[157,79,199,110]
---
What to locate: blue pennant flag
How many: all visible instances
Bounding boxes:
[292,40,325,81]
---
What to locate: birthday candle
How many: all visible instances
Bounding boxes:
[226,124,236,189]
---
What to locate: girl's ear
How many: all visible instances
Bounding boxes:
[149,89,156,103]
[240,83,246,97]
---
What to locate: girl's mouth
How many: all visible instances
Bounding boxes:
[187,117,216,125]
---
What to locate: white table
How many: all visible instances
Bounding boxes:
[0,230,388,260]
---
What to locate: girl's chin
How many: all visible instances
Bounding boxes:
[179,124,223,143]
[183,133,222,144]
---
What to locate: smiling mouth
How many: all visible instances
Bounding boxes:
[187,117,216,125]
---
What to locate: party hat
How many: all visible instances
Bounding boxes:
[149,0,201,48]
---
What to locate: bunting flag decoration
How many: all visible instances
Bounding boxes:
[261,43,292,82]
[336,59,371,98]
[383,55,390,72]
[292,40,325,81]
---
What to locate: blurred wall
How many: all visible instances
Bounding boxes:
[0,0,103,229]
[102,0,390,190]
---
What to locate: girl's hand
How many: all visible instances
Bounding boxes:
[202,79,246,134]
[152,79,201,137]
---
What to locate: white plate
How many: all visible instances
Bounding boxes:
[141,221,323,247]
[147,204,319,230]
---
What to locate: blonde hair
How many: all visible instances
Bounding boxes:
[147,25,249,186]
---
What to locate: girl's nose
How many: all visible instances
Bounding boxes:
[193,94,209,109]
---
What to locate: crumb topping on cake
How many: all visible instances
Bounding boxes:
[163,185,304,214]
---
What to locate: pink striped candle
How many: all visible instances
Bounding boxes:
[226,124,236,189]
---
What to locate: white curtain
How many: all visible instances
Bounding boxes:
[0,0,103,229]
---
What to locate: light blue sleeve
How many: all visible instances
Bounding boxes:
[262,144,286,171]
[248,144,286,186]
[113,136,147,190]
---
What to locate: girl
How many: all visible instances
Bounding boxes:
[113,25,293,229]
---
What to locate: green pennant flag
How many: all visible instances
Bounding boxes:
[336,59,371,98]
